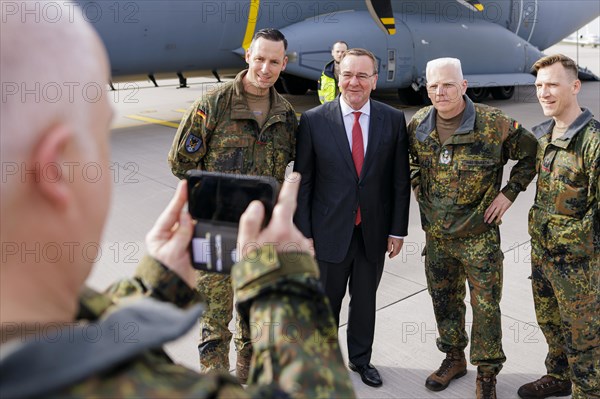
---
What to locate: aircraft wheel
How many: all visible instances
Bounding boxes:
[398,87,430,105]
[491,86,515,100]
[467,87,489,102]
[280,74,311,95]
[274,77,286,94]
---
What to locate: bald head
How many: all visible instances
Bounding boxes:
[1,2,114,316]
[1,1,110,162]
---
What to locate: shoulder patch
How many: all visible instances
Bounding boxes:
[185,134,203,153]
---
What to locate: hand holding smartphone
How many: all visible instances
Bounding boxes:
[186,171,279,273]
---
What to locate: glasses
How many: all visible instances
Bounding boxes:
[340,72,376,82]
[426,82,461,93]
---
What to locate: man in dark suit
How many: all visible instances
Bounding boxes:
[294,48,411,388]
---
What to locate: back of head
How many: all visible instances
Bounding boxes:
[1,1,113,320]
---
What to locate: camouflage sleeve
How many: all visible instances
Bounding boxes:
[104,255,203,309]
[232,246,356,399]
[407,117,421,194]
[275,108,297,182]
[168,97,215,179]
[500,119,538,202]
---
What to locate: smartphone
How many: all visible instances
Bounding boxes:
[186,171,279,273]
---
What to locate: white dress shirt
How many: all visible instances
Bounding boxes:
[338,97,404,240]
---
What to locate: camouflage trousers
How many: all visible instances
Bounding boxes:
[425,228,506,375]
[531,239,600,399]
[197,271,252,373]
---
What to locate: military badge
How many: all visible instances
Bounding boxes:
[185,134,203,153]
[439,147,452,164]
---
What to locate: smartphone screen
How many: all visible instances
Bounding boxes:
[187,172,278,225]
[186,171,279,272]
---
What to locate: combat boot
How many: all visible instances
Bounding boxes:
[236,352,251,384]
[425,349,467,391]
[476,372,497,399]
[517,375,572,398]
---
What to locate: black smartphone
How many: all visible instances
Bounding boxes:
[186,171,279,273]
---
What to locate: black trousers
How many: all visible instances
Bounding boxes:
[318,226,385,366]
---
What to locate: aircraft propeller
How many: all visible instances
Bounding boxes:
[366,0,484,35]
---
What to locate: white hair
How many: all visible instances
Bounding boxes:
[426,58,464,81]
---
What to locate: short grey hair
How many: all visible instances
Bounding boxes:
[426,58,464,81]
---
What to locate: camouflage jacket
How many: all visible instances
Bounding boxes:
[528,108,600,259]
[0,254,355,399]
[168,70,297,182]
[408,96,537,238]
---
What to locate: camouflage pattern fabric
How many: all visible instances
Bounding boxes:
[196,271,252,373]
[528,109,600,399]
[167,69,297,372]
[408,96,537,239]
[424,228,506,375]
[167,69,297,182]
[408,97,536,376]
[233,246,355,398]
[40,252,355,398]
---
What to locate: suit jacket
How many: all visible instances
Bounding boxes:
[294,98,410,263]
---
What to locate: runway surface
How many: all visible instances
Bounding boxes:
[88,43,599,398]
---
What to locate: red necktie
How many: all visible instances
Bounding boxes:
[352,111,364,225]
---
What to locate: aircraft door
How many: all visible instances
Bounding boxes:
[380,18,414,89]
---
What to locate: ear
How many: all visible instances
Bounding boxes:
[573,79,581,95]
[32,123,74,210]
[281,56,288,71]
[461,79,468,95]
[245,48,251,64]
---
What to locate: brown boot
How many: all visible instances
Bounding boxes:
[236,353,251,384]
[476,373,497,399]
[517,375,572,398]
[425,350,467,391]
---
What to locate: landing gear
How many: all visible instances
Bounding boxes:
[177,72,189,89]
[466,87,489,102]
[148,74,159,87]
[398,87,430,106]
[276,73,314,95]
[490,86,515,100]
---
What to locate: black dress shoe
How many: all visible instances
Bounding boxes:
[349,362,383,387]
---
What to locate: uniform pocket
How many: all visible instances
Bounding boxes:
[457,158,497,205]
[205,136,251,173]
[551,164,588,217]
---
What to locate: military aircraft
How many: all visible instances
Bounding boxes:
[59,0,600,101]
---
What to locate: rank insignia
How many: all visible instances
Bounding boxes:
[185,134,203,153]
[439,147,452,164]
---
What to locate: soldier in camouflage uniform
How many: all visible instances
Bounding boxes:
[517,55,599,399]
[167,28,297,380]
[407,58,537,399]
[0,11,354,398]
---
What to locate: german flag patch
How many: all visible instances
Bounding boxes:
[512,121,519,130]
[196,108,207,120]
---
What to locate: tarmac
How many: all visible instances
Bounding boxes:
[88,42,599,398]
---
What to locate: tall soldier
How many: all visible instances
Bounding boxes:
[408,58,537,399]
[517,54,599,399]
[167,28,296,382]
